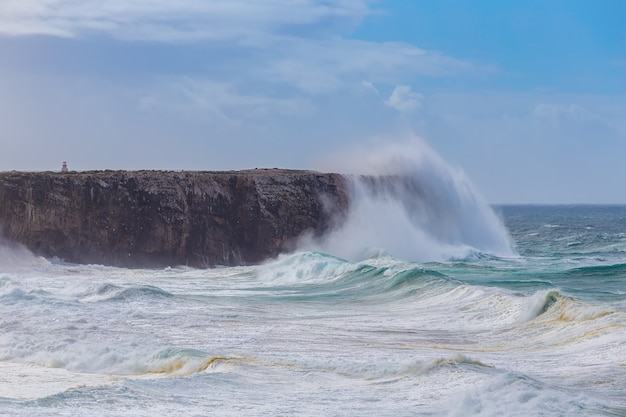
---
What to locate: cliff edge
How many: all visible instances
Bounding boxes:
[0,170,349,267]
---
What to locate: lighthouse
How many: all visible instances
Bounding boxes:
[62,161,68,172]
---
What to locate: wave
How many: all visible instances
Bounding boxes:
[566,263,626,278]
[0,344,240,378]
[250,251,455,302]
[444,371,609,417]
[416,285,562,330]
[0,277,66,307]
[105,285,174,302]
[78,283,175,303]
[311,353,496,384]
[0,238,50,272]
[537,296,617,324]
[305,139,514,263]
[0,277,34,303]
[515,289,560,323]
[249,253,569,329]
[135,348,241,377]
[532,262,626,301]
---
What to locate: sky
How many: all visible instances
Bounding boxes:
[0,0,625,204]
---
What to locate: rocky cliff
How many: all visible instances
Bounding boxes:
[0,170,349,267]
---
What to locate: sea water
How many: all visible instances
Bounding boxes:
[1,148,625,416]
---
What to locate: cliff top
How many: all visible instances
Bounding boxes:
[0,168,327,177]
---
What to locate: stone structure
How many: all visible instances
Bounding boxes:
[0,170,349,267]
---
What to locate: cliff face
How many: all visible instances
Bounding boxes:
[0,170,349,267]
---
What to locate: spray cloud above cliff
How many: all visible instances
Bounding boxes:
[301,138,513,262]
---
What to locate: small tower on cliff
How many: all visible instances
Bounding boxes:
[61,161,68,172]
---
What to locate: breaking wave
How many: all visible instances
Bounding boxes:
[0,238,50,272]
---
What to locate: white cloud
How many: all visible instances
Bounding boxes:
[385,85,423,112]
[139,77,315,126]
[0,0,371,41]
[533,103,597,126]
[254,38,480,95]
[361,80,379,95]
[0,0,486,99]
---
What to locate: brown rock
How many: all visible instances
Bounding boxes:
[0,169,349,267]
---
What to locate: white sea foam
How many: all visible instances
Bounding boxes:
[0,255,623,415]
[444,372,601,417]
[0,361,116,400]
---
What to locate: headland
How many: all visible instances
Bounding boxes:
[0,170,349,267]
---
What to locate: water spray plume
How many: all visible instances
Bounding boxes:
[0,238,50,272]
[306,138,514,262]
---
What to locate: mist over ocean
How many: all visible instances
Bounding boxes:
[1,146,625,416]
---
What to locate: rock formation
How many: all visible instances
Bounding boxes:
[0,170,349,267]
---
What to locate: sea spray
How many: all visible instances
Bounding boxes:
[0,238,50,272]
[304,139,514,262]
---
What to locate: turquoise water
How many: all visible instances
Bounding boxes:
[0,204,625,416]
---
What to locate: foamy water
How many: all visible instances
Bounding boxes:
[0,144,624,416]
[1,237,625,416]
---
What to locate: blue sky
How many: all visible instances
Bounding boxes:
[1,0,624,203]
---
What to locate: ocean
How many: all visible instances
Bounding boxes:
[1,170,625,416]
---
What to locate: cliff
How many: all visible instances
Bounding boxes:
[0,170,349,267]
